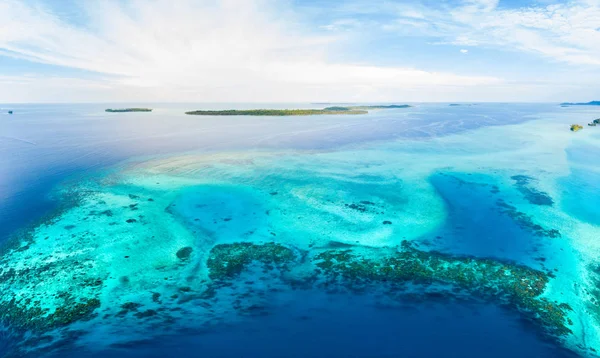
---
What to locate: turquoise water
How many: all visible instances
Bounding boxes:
[0,103,599,357]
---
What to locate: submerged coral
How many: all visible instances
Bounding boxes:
[496,199,561,238]
[207,242,297,280]
[510,175,554,206]
[205,241,574,337]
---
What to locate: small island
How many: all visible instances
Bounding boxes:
[185,109,366,116]
[185,105,411,116]
[560,101,600,106]
[105,108,152,113]
[8,110,13,114]
[570,124,583,132]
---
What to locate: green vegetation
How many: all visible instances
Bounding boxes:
[570,124,583,132]
[349,104,411,109]
[105,108,152,112]
[561,101,600,106]
[185,109,367,116]
[323,106,352,111]
[185,105,411,116]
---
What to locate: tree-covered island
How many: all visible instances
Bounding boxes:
[105,108,153,112]
[185,105,411,116]
[560,101,600,106]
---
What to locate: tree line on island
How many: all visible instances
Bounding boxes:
[103,105,412,116]
[105,108,153,112]
[184,105,411,116]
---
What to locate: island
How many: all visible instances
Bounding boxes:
[185,105,411,116]
[570,124,583,132]
[8,110,13,114]
[105,108,153,113]
[560,101,600,106]
[346,104,412,110]
[185,109,367,116]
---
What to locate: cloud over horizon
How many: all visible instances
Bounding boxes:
[0,0,598,102]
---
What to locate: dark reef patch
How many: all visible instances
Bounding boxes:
[176,247,193,261]
[496,199,560,238]
[511,175,554,206]
[325,241,356,249]
[205,241,573,339]
[134,309,158,319]
[207,242,297,280]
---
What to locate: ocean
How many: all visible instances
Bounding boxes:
[0,103,598,357]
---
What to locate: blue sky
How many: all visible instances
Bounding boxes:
[0,0,599,102]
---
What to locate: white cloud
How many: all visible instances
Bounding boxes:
[395,0,600,66]
[0,0,503,102]
[460,49,469,54]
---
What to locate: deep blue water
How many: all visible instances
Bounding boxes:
[51,292,577,358]
[0,103,589,357]
[428,172,544,263]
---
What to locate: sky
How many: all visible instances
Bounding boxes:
[0,0,599,103]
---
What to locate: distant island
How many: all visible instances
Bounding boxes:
[347,105,411,110]
[560,101,600,106]
[105,108,153,112]
[310,102,356,105]
[185,105,411,116]
[185,109,367,116]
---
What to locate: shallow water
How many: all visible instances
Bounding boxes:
[1,103,599,357]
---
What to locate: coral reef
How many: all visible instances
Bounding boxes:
[496,199,561,238]
[206,242,297,280]
[205,241,573,337]
[185,109,367,116]
[511,175,554,206]
[105,108,152,112]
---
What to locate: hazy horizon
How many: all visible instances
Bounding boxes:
[0,100,595,105]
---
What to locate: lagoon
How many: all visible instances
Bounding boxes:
[1,103,599,357]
